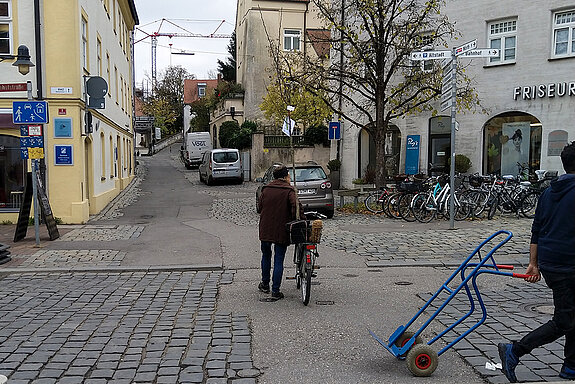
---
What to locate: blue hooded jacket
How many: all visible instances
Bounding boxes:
[530,174,575,273]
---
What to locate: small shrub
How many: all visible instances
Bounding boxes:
[303,124,329,147]
[327,159,341,172]
[1,220,13,225]
[448,154,472,173]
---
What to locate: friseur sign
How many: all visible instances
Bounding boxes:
[513,81,575,100]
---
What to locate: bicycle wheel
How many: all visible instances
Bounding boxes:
[295,245,303,289]
[398,192,416,222]
[411,193,435,223]
[451,195,471,221]
[301,259,312,306]
[487,195,498,220]
[461,190,488,217]
[520,191,539,219]
[385,192,403,219]
[364,192,387,214]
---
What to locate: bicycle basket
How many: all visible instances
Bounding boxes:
[469,175,483,187]
[286,220,310,244]
[398,181,423,192]
[309,220,323,243]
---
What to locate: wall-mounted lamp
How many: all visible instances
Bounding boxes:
[12,45,35,75]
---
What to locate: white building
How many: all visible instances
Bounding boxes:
[337,0,575,187]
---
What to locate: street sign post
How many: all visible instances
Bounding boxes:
[461,49,500,58]
[410,50,452,61]
[455,39,477,56]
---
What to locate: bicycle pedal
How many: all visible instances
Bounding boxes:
[285,276,296,280]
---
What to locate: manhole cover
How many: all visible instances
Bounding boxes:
[316,300,335,305]
[523,303,554,315]
[395,281,413,286]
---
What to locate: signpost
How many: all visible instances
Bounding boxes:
[12,100,48,124]
[410,40,499,229]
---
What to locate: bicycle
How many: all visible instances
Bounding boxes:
[288,211,325,305]
[364,187,393,216]
[411,175,470,223]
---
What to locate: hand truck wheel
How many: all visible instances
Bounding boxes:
[406,344,438,377]
[394,331,423,358]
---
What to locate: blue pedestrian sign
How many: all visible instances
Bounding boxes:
[12,101,49,124]
[328,121,341,140]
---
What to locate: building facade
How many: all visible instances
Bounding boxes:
[337,0,575,188]
[235,0,325,123]
[0,0,138,223]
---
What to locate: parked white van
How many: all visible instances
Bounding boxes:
[198,148,243,185]
[180,131,212,169]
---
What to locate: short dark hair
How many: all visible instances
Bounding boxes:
[272,164,289,179]
[561,141,575,173]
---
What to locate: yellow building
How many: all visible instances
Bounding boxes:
[0,0,138,224]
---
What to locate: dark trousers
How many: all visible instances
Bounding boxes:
[513,270,575,367]
[260,241,287,293]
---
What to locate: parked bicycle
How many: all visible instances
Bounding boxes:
[410,175,471,223]
[288,211,325,305]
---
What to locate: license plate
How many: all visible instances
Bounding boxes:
[298,189,316,195]
[213,170,225,174]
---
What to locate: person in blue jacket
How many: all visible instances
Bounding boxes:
[499,141,575,382]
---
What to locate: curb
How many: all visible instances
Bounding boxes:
[0,264,223,275]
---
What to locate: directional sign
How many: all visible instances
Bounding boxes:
[461,48,500,58]
[410,50,452,61]
[12,101,49,124]
[455,39,477,56]
[328,121,341,140]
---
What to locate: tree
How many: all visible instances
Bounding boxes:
[298,0,481,186]
[217,32,236,82]
[143,65,192,136]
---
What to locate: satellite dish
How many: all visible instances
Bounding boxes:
[86,76,108,98]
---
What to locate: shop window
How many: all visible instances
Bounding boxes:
[488,19,517,64]
[0,135,25,210]
[553,10,575,57]
[483,112,542,177]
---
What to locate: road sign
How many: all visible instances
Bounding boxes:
[328,121,341,140]
[0,83,27,92]
[410,50,452,61]
[455,39,477,56]
[461,48,500,58]
[12,101,49,124]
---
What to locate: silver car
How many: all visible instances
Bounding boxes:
[199,149,244,185]
[256,161,335,218]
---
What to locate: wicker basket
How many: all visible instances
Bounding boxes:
[309,220,323,243]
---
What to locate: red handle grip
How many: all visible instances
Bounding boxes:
[513,273,533,279]
[496,264,514,270]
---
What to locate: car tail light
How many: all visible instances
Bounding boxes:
[320,182,331,189]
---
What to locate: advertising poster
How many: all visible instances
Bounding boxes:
[405,135,420,175]
[500,122,530,176]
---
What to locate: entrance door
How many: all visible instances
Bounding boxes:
[429,136,450,175]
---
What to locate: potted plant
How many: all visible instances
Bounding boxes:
[327,159,341,189]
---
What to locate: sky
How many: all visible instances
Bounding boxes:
[132,0,236,89]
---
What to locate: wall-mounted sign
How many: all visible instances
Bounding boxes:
[54,118,72,138]
[50,87,73,95]
[58,108,67,115]
[548,130,569,156]
[54,145,73,165]
[513,81,575,100]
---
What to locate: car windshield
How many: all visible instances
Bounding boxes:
[213,152,238,163]
[288,167,326,182]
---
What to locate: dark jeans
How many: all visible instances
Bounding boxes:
[514,270,575,367]
[260,241,287,293]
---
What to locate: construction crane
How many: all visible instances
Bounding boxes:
[135,18,232,87]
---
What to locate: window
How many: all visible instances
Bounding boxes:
[553,10,575,57]
[488,19,517,64]
[106,53,111,96]
[0,134,25,210]
[114,66,118,104]
[0,0,12,55]
[284,29,301,51]
[81,16,88,70]
[198,84,206,98]
[96,37,102,76]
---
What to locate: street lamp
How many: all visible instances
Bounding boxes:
[12,45,35,75]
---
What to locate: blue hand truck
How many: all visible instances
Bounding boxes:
[369,230,531,376]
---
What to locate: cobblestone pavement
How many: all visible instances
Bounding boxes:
[58,225,145,242]
[0,270,255,384]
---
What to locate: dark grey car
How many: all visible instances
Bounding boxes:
[256,162,335,218]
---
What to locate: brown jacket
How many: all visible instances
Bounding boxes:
[257,179,302,245]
